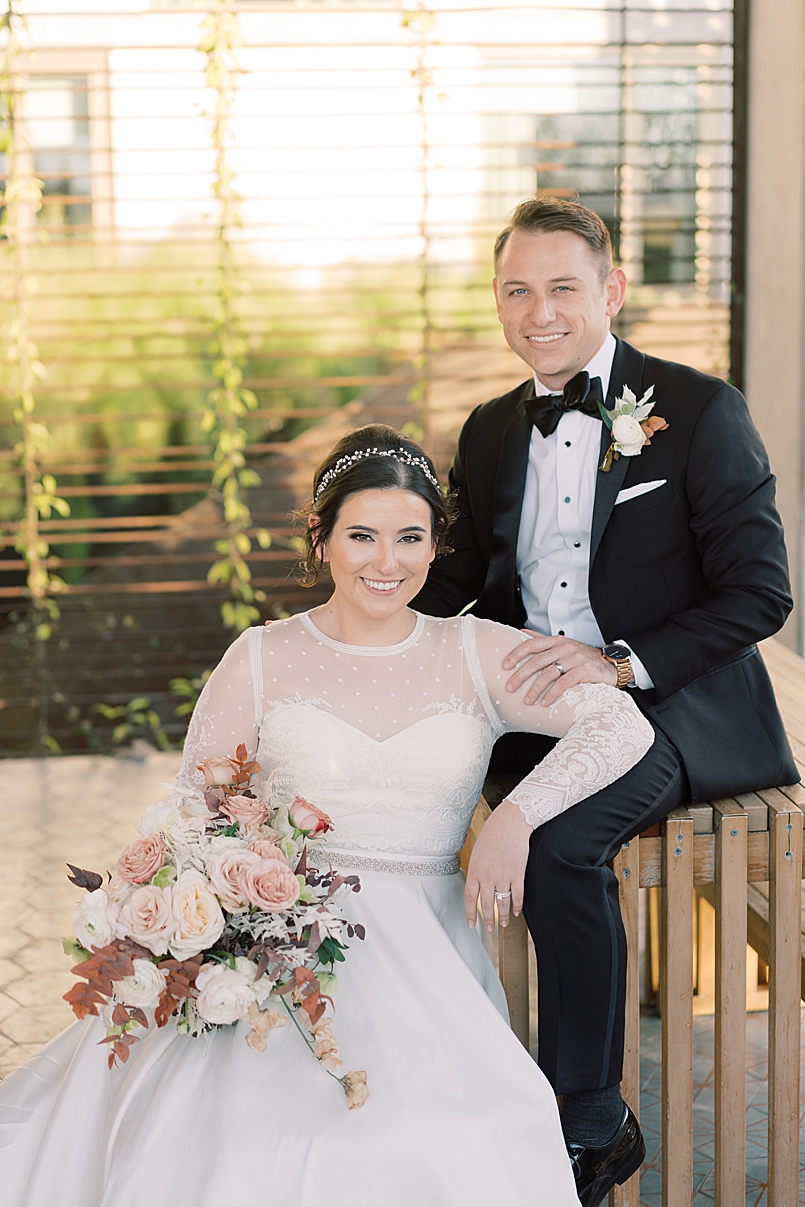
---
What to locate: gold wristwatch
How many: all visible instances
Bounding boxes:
[601,643,633,689]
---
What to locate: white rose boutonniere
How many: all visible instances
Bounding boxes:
[599,385,669,471]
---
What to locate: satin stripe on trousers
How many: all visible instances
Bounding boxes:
[488,725,687,1095]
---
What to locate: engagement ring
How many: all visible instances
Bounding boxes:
[495,890,512,900]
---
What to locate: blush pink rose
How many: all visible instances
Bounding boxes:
[289,796,333,836]
[116,835,167,885]
[248,837,289,864]
[220,795,271,828]
[197,756,237,787]
[207,848,262,911]
[239,859,300,912]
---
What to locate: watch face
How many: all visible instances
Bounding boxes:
[602,643,631,661]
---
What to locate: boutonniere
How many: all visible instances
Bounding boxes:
[598,385,669,472]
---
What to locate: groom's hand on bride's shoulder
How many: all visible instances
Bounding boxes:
[464,800,531,932]
[502,630,619,707]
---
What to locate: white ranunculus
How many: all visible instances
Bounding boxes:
[611,413,647,456]
[234,957,276,1007]
[195,963,256,1025]
[72,889,120,951]
[136,798,181,837]
[169,870,225,960]
[117,959,167,1009]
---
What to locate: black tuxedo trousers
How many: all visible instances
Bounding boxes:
[414,339,797,1095]
[488,728,687,1093]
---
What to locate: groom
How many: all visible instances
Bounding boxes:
[413,197,796,1204]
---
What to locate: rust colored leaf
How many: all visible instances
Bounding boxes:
[63,982,105,1019]
[128,1007,148,1029]
[108,1052,115,1070]
[112,1003,130,1027]
[306,922,322,953]
[236,742,247,762]
[66,863,103,892]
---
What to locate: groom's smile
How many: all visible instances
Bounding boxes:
[493,227,627,392]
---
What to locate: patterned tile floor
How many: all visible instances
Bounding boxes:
[0,754,803,1202]
[637,1011,805,1206]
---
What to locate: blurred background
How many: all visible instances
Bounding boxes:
[1,0,798,758]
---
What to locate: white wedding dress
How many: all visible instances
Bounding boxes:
[0,611,653,1207]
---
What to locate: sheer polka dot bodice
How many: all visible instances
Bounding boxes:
[179,612,654,865]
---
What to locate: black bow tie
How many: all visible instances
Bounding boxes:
[524,371,605,438]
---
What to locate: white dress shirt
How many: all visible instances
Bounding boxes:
[515,331,654,690]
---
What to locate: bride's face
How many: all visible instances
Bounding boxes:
[315,488,436,617]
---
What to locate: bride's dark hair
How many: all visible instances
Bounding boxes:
[297,424,456,585]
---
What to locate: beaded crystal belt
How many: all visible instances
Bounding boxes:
[306,846,461,877]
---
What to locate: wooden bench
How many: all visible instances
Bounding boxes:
[462,636,805,1207]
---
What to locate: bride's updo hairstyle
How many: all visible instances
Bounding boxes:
[298,424,455,585]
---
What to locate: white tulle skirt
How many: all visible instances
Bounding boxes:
[0,870,578,1206]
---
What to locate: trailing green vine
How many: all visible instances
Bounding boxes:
[1,0,69,750]
[198,0,269,633]
[1,1,69,631]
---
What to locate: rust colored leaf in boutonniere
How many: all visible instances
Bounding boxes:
[598,385,669,471]
[640,415,669,445]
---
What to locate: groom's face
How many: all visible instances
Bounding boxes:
[493,228,627,390]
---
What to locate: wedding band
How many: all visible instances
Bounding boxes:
[495,890,512,900]
[554,661,564,674]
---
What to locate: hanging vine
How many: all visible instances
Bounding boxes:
[401,1,438,449]
[1,0,69,750]
[199,0,269,633]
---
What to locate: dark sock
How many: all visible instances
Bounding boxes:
[560,1085,626,1147]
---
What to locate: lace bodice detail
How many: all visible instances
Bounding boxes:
[178,612,653,860]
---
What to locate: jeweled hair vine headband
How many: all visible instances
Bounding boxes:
[313,447,439,502]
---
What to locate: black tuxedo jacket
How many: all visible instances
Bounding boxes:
[414,338,797,802]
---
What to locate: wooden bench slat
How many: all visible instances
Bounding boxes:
[661,810,695,1207]
[712,801,748,1204]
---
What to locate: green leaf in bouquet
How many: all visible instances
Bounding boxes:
[152,865,176,889]
[61,936,92,963]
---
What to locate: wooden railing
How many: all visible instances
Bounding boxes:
[467,636,805,1207]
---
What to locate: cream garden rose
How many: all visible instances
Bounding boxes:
[117,959,167,1009]
[195,963,255,1025]
[72,889,120,951]
[611,413,647,456]
[169,870,225,960]
[119,884,174,956]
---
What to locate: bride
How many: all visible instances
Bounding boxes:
[0,425,653,1207]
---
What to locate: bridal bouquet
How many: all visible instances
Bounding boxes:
[61,744,369,1109]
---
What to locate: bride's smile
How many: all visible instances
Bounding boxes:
[308,488,436,646]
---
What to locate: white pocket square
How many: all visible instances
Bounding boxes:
[614,479,667,505]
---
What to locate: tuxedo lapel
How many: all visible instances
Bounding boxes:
[483,382,533,616]
[590,339,646,566]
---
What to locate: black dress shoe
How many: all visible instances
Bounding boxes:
[565,1106,645,1207]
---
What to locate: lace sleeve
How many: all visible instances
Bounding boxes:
[177,628,261,791]
[464,616,655,828]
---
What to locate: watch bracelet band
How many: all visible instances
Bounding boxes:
[602,648,633,689]
[614,658,632,689]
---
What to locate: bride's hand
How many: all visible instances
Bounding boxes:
[464,800,532,931]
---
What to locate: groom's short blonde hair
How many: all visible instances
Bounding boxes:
[494,197,613,284]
